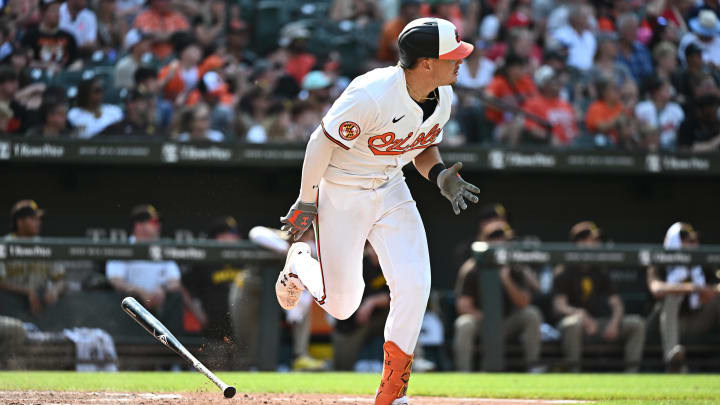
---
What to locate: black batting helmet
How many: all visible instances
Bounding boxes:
[398,17,473,69]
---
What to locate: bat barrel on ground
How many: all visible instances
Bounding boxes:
[121,296,236,399]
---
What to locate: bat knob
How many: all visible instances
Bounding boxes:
[223,386,236,398]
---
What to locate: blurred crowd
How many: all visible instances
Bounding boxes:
[2,198,719,373]
[0,0,719,150]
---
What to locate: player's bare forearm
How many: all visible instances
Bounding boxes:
[413,146,443,179]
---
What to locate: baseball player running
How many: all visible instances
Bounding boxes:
[276,18,479,405]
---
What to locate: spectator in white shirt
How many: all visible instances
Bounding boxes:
[59,0,98,52]
[67,77,123,138]
[635,77,685,151]
[105,205,206,326]
[551,4,596,72]
[456,39,495,90]
[114,29,152,89]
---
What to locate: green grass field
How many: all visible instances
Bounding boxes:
[1,372,719,405]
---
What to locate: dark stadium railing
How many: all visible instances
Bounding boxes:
[472,242,720,371]
[5,238,720,371]
[1,237,284,370]
[2,137,719,174]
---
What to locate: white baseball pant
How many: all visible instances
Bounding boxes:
[295,174,432,355]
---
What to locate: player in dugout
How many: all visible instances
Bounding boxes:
[274,17,480,405]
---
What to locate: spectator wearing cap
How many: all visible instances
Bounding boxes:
[376,0,421,63]
[26,89,72,137]
[58,0,98,52]
[114,29,152,89]
[272,22,316,86]
[678,10,720,69]
[522,65,578,146]
[133,0,189,60]
[300,70,332,112]
[647,222,720,373]
[176,102,224,142]
[551,4,596,72]
[484,53,537,143]
[635,77,684,150]
[552,221,645,373]
[454,219,543,372]
[67,76,123,138]
[21,0,78,70]
[182,216,245,345]
[616,13,654,83]
[106,204,206,330]
[677,94,720,152]
[99,89,161,137]
[455,39,495,91]
[0,200,66,316]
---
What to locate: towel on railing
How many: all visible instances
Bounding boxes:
[62,327,118,372]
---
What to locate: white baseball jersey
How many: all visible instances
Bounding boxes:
[320,65,453,189]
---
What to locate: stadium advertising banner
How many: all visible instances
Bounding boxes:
[0,238,282,262]
[1,138,717,174]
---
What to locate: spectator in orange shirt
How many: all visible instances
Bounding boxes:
[523,66,578,146]
[585,77,631,146]
[158,40,224,105]
[376,0,421,63]
[484,53,537,142]
[133,0,189,60]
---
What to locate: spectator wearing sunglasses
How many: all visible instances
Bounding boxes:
[453,219,543,372]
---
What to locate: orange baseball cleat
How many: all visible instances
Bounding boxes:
[375,341,413,405]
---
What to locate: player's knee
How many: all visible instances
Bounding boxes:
[323,293,363,320]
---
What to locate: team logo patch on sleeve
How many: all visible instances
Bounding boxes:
[338,121,361,140]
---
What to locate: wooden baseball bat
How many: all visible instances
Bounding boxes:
[121,296,236,398]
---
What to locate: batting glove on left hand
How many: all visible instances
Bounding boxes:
[280,200,318,241]
[437,162,481,215]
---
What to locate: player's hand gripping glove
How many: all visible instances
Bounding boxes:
[437,162,480,215]
[280,200,318,241]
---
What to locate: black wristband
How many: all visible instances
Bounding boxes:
[428,162,446,185]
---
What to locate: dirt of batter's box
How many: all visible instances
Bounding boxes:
[0,391,589,405]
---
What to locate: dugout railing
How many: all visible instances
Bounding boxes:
[472,242,720,372]
[0,237,284,371]
[2,137,720,175]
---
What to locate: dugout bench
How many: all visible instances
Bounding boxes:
[469,242,720,372]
